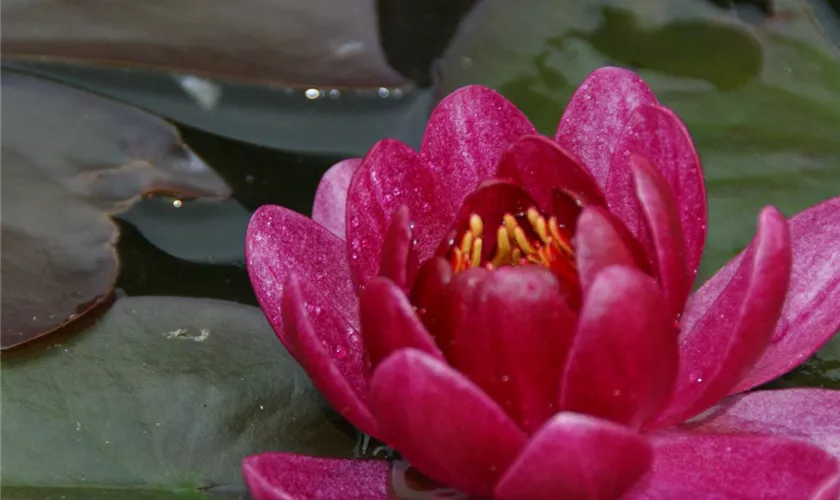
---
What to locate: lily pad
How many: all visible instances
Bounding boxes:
[1,0,407,88]
[780,332,840,389]
[2,61,433,156]
[1,296,356,499]
[434,0,840,279]
[1,72,230,349]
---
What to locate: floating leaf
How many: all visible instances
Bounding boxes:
[1,72,230,349]
[1,0,408,88]
[3,61,432,156]
[1,296,356,499]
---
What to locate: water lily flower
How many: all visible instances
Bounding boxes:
[244,67,840,499]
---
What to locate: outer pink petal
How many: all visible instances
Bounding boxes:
[688,388,840,460]
[421,85,536,208]
[733,197,840,392]
[653,207,791,427]
[625,432,840,499]
[243,453,388,500]
[495,134,606,210]
[555,67,657,187]
[378,205,419,291]
[448,267,578,434]
[574,206,648,293]
[631,155,690,319]
[346,139,452,288]
[606,105,706,279]
[246,205,360,351]
[360,277,443,370]
[494,413,653,500]
[282,274,378,438]
[561,266,677,430]
[369,349,527,497]
[311,158,361,239]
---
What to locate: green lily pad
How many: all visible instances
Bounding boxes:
[0,71,231,349]
[1,296,356,499]
[779,331,840,389]
[1,0,407,88]
[435,0,840,280]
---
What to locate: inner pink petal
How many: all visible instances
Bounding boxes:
[312,158,361,240]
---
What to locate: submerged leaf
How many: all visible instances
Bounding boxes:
[1,72,230,349]
[1,296,356,498]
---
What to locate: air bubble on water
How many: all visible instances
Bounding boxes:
[329,89,341,99]
[378,87,391,98]
[305,88,321,100]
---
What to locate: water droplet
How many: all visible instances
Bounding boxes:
[501,375,510,382]
[384,194,394,203]
[172,199,183,208]
[335,345,347,359]
[351,216,361,228]
[378,87,391,98]
[421,202,431,211]
[612,389,621,396]
[305,88,321,100]
[696,377,703,383]
[392,187,401,196]
[329,89,341,99]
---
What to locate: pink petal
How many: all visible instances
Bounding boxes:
[369,349,527,497]
[447,266,578,434]
[378,205,419,291]
[625,432,840,499]
[346,139,452,288]
[246,205,360,351]
[243,453,388,500]
[409,257,454,346]
[653,207,792,427]
[607,105,706,279]
[689,388,840,460]
[311,158,361,239]
[421,85,536,208]
[574,206,649,293]
[631,155,690,319]
[561,266,677,430]
[495,134,606,210]
[733,197,840,392]
[282,274,378,438]
[555,67,657,187]
[360,277,443,371]
[494,413,653,500]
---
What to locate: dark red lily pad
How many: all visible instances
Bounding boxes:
[2,0,408,88]
[1,72,230,349]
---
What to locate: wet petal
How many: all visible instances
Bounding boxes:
[495,134,606,210]
[607,105,706,279]
[574,206,648,293]
[631,155,689,319]
[421,85,536,207]
[448,267,577,434]
[378,205,419,291]
[243,453,388,500]
[625,432,840,499]
[282,274,377,438]
[689,388,840,460]
[561,266,677,429]
[733,197,840,392]
[360,277,443,371]
[346,139,452,288]
[494,413,652,500]
[654,207,791,427]
[555,67,657,187]
[311,158,361,239]
[246,205,359,351]
[369,349,527,497]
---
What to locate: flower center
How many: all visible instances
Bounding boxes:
[449,207,577,282]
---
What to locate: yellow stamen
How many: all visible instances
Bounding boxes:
[469,214,483,238]
[503,214,518,237]
[513,227,537,255]
[460,232,473,256]
[471,238,482,268]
